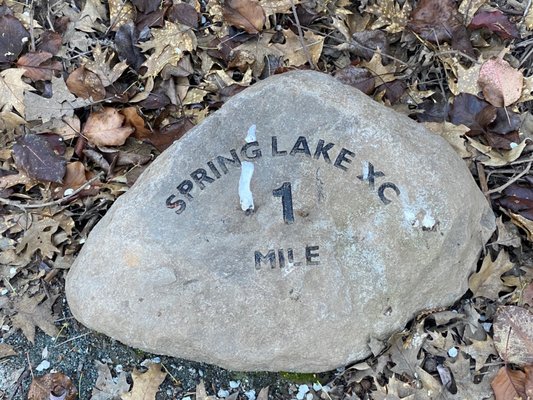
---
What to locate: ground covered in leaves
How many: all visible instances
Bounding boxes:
[1,0,533,398]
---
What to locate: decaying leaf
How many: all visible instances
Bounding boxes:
[478,57,523,107]
[138,22,197,77]
[458,0,487,25]
[272,29,324,67]
[122,107,151,138]
[121,363,166,400]
[84,43,129,87]
[222,0,266,34]
[467,137,528,167]
[12,133,66,184]
[510,213,533,241]
[15,217,60,259]
[469,10,519,39]
[365,0,411,33]
[28,372,77,400]
[0,68,34,116]
[360,51,398,85]
[491,366,526,400]
[493,306,533,365]
[66,66,106,101]
[91,361,130,400]
[82,107,135,146]
[10,293,58,344]
[17,51,61,81]
[109,0,136,31]
[0,343,17,358]
[468,250,514,299]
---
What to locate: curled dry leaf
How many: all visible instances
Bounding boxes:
[82,108,134,146]
[222,0,266,34]
[493,306,533,366]
[27,372,77,400]
[121,107,151,138]
[478,57,523,107]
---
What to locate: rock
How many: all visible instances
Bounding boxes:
[66,71,495,372]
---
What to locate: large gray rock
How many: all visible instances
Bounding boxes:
[66,71,495,372]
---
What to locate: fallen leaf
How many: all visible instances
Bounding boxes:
[468,250,515,299]
[334,65,375,94]
[451,62,482,97]
[147,118,194,152]
[66,66,106,101]
[28,372,77,400]
[493,306,533,365]
[109,0,136,31]
[469,10,519,39]
[222,0,265,34]
[461,339,497,371]
[167,3,198,28]
[12,133,66,183]
[365,0,412,33]
[467,137,528,166]
[82,107,134,146]
[478,57,523,107]
[458,0,487,25]
[122,107,151,138]
[0,68,34,116]
[0,15,29,63]
[0,343,16,358]
[272,29,324,67]
[424,122,471,158]
[15,217,60,259]
[121,363,166,400]
[510,212,533,241]
[360,51,398,85]
[138,22,197,77]
[91,361,130,400]
[17,51,61,81]
[84,43,129,87]
[491,366,526,400]
[10,293,58,344]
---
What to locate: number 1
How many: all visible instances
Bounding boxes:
[273,182,294,224]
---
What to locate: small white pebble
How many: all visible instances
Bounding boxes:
[297,384,310,399]
[217,389,230,398]
[115,364,123,373]
[448,347,458,357]
[151,357,161,363]
[483,322,492,332]
[36,360,50,372]
[229,380,240,389]
[306,393,313,400]
[182,397,192,400]
[0,289,8,296]
[296,393,305,400]
[198,369,204,377]
[244,389,256,400]
[41,347,48,359]
[9,267,17,277]
[63,188,74,196]
[312,383,322,391]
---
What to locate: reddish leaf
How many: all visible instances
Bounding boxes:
[469,10,519,40]
[408,0,474,57]
[28,372,77,400]
[17,51,61,81]
[222,0,265,34]
[334,65,375,95]
[82,108,134,146]
[0,15,29,63]
[12,133,66,183]
[147,119,194,151]
[122,106,152,139]
[478,57,523,107]
[37,31,63,55]
[491,366,526,400]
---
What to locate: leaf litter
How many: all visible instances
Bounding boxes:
[0,0,533,398]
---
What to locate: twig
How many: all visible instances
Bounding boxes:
[53,332,90,347]
[485,161,532,195]
[0,173,103,210]
[290,0,316,69]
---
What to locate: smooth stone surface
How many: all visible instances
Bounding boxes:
[66,71,495,372]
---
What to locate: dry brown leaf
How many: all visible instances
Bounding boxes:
[109,0,136,31]
[360,51,398,85]
[460,339,497,371]
[82,107,134,146]
[16,217,60,259]
[478,57,523,107]
[365,0,412,33]
[526,366,533,398]
[467,137,528,167]
[423,122,471,159]
[468,250,514,299]
[121,363,166,400]
[122,107,151,138]
[17,51,61,81]
[493,306,533,365]
[272,29,324,67]
[259,0,296,16]
[451,61,482,96]
[66,66,106,101]
[491,366,526,400]
[10,293,58,344]
[84,43,129,87]
[91,361,130,399]
[510,212,533,242]
[28,372,77,400]
[0,68,34,116]
[525,5,533,30]
[138,22,197,78]
[222,0,265,34]
[0,343,16,358]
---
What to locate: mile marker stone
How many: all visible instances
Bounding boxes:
[66,71,495,372]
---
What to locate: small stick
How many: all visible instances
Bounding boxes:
[485,161,532,195]
[290,0,316,69]
[0,173,103,210]
[53,332,90,347]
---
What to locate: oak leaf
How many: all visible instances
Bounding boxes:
[222,0,266,34]
[15,217,60,258]
[121,363,166,400]
[468,250,514,299]
[272,29,324,67]
[10,293,58,344]
[478,57,523,107]
[84,43,129,87]
[91,361,130,400]
[109,0,136,31]
[17,51,62,81]
[138,22,196,77]
[0,68,34,116]
[365,0,412,33]
[82,107,134,146]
